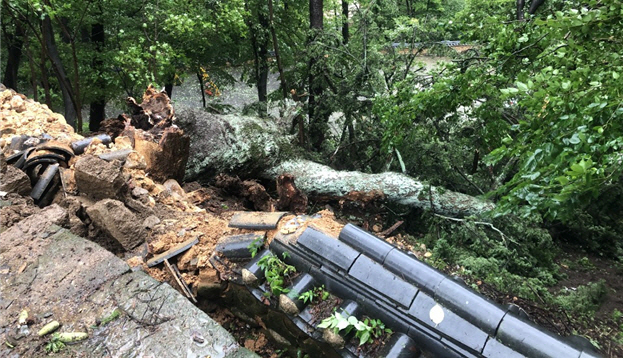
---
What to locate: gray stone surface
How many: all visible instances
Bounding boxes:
[86,198,145,250]
[0,205,256,358]
[74,155,125,200]
[0,165,31,196]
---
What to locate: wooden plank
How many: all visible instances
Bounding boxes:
[146,237,199,267]
[164,259,197,303]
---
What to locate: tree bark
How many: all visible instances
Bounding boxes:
[41,15,78,128]
[268,0,288,99]
[178,108,493,217]
[2,22,24,91]
[265,160,494,217]
[245,0,270,117]
[308,0,328,150]
[516,0,525,21]
[197,71,206,108]
[89,21,106,132]
[257,9,270,117]
[342,0,349,44]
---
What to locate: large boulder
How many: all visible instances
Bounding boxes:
[0,165,32,196]
[86,199,145,250]
[74,155,126,200]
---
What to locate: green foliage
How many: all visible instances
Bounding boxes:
[318,310,392,346]
[44,333,66,354]
[298,285,330,304]
[100,308,121,326]
[375,0,623,258]
[424,213,560,301]
[257,252,296,297]
[554,280,608,317]
[247,236,264,258]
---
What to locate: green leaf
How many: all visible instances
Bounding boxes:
[556,176,570,185]
[516,81,529,92]
[359,331,371,345]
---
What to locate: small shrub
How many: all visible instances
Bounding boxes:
[555,280,608,317]
[298,285,329,304]
[257,252,296,297]
[318,311,392,346]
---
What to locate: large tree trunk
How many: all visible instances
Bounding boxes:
[308,0,328,150]
[265,160,494,217]
[342,0,349,44]
[2,22,24,91]
[268,0,288,99]
[41,15,78,128]
[177,108,493,217]
[89,21,106,132]
[244,0,270,117]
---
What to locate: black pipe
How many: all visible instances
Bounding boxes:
[70,134,112,155]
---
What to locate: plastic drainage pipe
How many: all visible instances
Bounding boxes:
[279,273,316,315]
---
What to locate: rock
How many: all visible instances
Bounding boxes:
[125,197,153,217]
[0,194,38,229]
[131,187,149,198]
[322,328,345,350]
[0,165,32,196]
[124,151,147,170]
[69,216,88,237]
[74,155,126,200]
[163,179,185,200]
[142,215,160,230]
[177,247,198,272]
[86,199,145,250]
[0,204,68,251]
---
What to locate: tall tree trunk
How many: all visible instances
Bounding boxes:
[53,8,84,131]
[528,0,545,15]
[89,21,106,132]
[40,48,52,106]
[268,0,288,99]
[197,71,206,108]
[516,0,525,20]
[244,0,269,117]
[342,0,349,44]
[41,15,78,128]
[257,9,270,117]
[308,0,328,150]
[2,23,24,91]
[164,82,174,99]
[24,35,38,101]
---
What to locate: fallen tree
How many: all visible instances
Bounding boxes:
[177,108,493,217]
[265,160,494,217]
